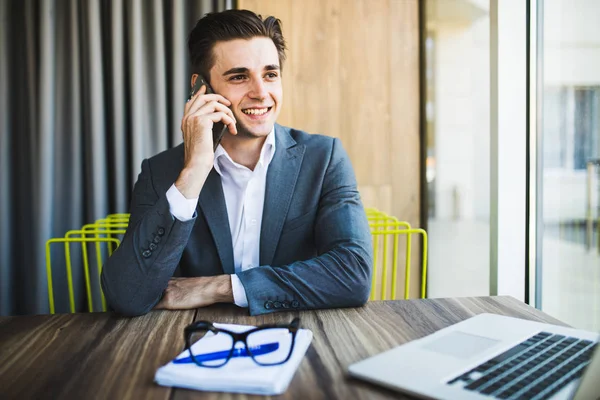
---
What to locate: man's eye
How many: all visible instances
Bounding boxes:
[230,75,246,81]
[266,72,279,79]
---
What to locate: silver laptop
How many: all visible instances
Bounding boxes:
[348,313,599,400]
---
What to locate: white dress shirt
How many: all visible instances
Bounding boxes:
[165,128,276,307]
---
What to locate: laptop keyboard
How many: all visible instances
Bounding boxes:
[447,332,597,400]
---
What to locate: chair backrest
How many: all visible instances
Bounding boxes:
[365,208,428,300]
[45,214,130,314]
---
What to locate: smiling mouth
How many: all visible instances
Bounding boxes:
[241,107,273,116]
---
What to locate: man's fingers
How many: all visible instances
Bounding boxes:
[192,100,236,123]
[184,84,207,112]
[185,91,231,115]
[202,94,232,106]
[182,87,234,139]
[207,112,237,134]
[185,102,237,134]
[194,112,237,135]
[226,120,237,135]
[182,111,237,136]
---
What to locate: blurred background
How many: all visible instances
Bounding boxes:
[0,0,598,331]
[424,0,599,331]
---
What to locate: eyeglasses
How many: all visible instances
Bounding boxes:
[180,318,300,368]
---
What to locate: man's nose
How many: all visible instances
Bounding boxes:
[248,78,268,99]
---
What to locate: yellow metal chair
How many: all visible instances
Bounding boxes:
[45,214,131,314]
[46,208,427,313]
[365,207,428,300]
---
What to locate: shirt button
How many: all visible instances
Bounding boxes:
[251,219,257,226]
[273,301,282,309]
[282,301,290,309]
[142,250,152,258]
[153,235,161,244]
[264,301,273,310]
[149,243,157,251]
[157,227,165,236]
[291,300,300,308]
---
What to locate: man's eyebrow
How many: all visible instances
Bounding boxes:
[222,65,280,76]
[222,67,248,76]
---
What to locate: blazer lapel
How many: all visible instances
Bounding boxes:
[260,125,306,266]
[198,169,235,274]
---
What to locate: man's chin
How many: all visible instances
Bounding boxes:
[237,122,274,139]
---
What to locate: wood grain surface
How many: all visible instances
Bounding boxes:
[0,309,195,399]
[0,297,567,400]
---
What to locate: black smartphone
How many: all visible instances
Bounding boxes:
[188,76,228,151]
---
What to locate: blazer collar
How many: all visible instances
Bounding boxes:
[198,169,235,274]
[259,124,306,266]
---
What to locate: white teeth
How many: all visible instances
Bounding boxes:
[242,108,269,115]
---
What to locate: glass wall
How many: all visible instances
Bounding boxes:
[538,0,600,331]
[425,0,490,298]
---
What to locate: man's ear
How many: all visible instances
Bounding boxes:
[190,73,198,88]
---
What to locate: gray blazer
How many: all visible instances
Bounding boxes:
[101,124,373,316]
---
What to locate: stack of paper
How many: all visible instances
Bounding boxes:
[155,323,313,395]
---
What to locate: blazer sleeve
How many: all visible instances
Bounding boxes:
[101,159,196,316]
[238,138,373,315]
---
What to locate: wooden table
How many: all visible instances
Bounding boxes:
[0,296,567,399]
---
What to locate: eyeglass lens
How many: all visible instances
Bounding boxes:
[247,327,294,365]
[189,330,234,367]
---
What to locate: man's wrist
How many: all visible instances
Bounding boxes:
[175,165,212,199]
[212,275,234,303]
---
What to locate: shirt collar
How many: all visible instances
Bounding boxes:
[213,126,276,175]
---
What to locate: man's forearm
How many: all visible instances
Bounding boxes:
[239,241,372,315]
[154,275,233,310]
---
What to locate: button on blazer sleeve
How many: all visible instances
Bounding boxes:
[101,158,196,316]
[238,138,373,315]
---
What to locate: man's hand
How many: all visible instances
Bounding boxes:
[154,275,234,310]
[175,83,238,199]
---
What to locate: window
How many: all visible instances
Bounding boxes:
[543,87,600,171]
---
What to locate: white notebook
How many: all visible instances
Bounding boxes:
[155,322,313,395]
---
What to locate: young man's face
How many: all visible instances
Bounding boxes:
[208,37,283,139]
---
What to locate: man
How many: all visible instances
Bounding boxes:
[101,9,372,316]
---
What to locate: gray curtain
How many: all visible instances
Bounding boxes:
[0,0,233,316]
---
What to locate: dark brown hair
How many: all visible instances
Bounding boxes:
[188,9,287,81]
